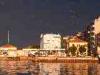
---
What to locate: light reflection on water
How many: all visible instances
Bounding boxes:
[0,61,100,75]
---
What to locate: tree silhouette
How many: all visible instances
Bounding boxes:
[69,44,77,56]
[79,46,86,56]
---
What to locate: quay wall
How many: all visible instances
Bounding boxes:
[30,57,98,63]
[0,56,98,63]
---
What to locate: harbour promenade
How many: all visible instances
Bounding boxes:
[0,56,98,63]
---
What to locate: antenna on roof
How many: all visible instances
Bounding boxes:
[8,30,10,44]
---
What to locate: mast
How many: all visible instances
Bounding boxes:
[8,30,10,44]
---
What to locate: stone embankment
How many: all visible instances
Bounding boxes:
[0,56,98,63]
[30,57,98,63]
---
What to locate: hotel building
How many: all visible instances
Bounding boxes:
[40,33,65,57]
[40,33,61,50]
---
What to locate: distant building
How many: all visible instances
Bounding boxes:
[40,33,66,57]
[0,44,17,57]
[0,44,17,50]
[93,16,100,34]
[63,36,88,57]
[40,33,61,50]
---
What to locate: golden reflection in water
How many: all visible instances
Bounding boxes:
[0,61,100,75]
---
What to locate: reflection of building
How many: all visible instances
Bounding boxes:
[63,36,88,57]
[40,33,61,50]
[39,63,60,75]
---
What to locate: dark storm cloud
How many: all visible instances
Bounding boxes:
[0,0,99,47]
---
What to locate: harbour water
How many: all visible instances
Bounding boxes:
[0,60,100,75]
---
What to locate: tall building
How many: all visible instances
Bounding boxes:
[40,33,61,50]
[93,16,100,34]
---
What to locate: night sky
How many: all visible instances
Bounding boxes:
[0,0,100,47]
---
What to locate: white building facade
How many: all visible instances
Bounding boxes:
[40,33,66,57]
[93,16,100,34]
[40,33,61,50]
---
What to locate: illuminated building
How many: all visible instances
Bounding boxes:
[93,16,100,34]
[63,36,88,57]
[40,33,65,57]
[40,33,61,50]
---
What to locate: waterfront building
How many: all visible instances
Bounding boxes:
[0,30,18,57]
[40,33,65,57]
[93,16,100,34]
[63,36,88,57]
[40,33,61,50]
[0,44,17,50]
[0,44,17,57]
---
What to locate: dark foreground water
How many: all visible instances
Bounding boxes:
[0,60,100,75]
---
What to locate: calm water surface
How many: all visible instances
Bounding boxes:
[0,60,100,75]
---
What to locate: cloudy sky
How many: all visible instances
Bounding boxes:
[0,0,99,47]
